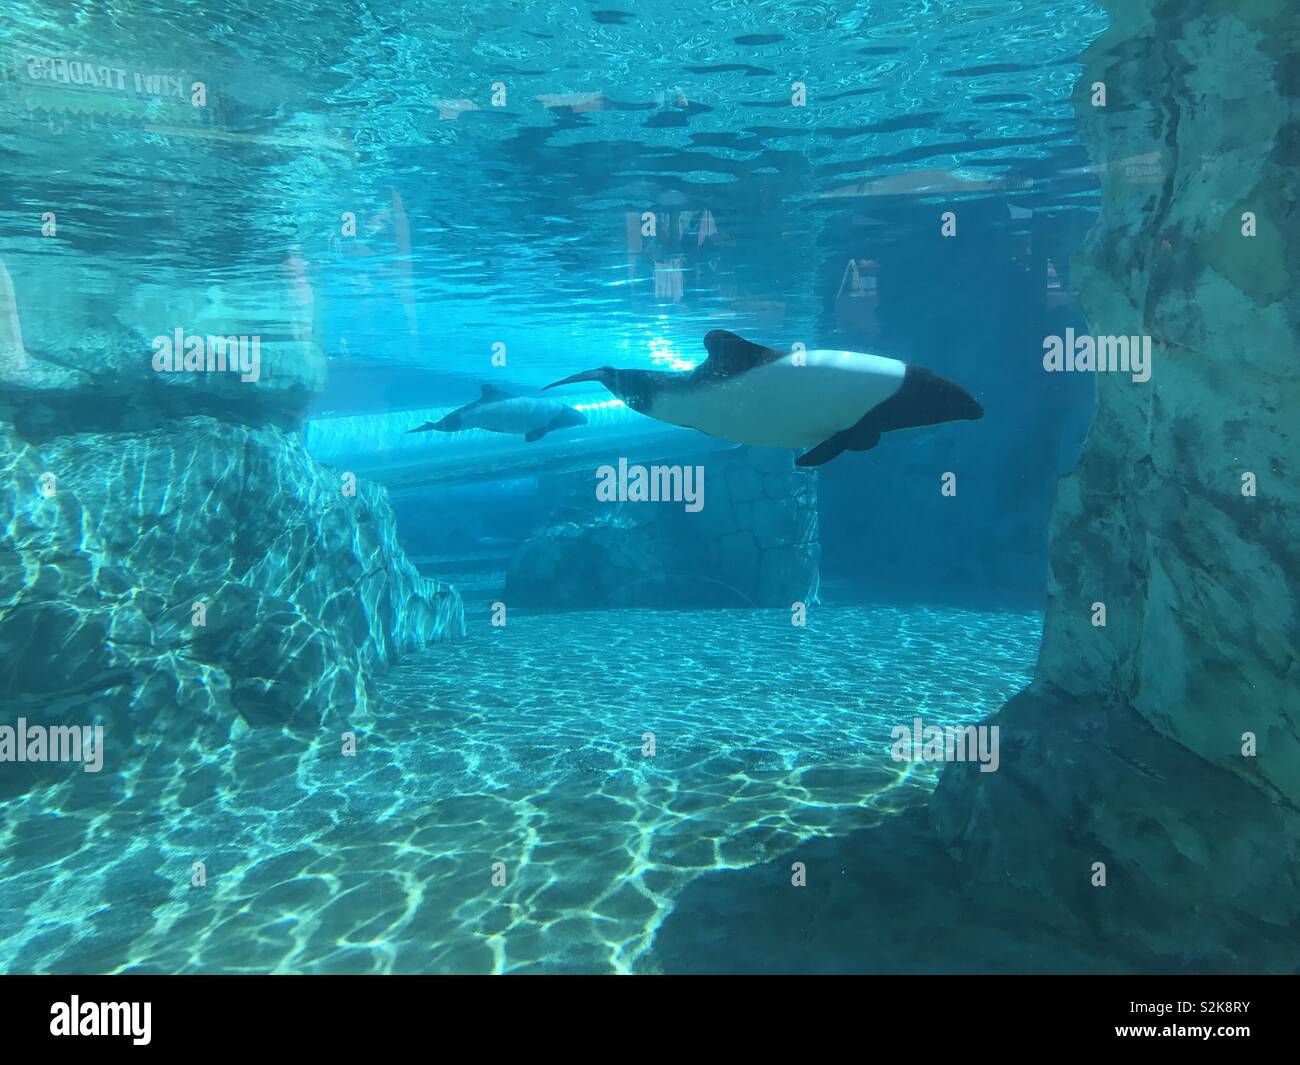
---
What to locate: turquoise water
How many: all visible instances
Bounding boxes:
[0,604,1039,973]
[1,0,1106,974]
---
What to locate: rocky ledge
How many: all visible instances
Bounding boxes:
[506,446,820,610]
[0,267,464,801]
[648,0,1300,973]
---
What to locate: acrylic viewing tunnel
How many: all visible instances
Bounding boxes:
[304,388,738,491]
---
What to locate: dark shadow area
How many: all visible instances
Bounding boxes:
[813,197,1096,610]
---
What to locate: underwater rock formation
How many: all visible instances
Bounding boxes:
[0,276,464,799]
[649,0,1298,972]
[506,447,820,609]
[0,418,462,791]
[0,272,328,436]
[928,0,1300,970]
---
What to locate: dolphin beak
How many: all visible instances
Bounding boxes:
[544,369,607,390]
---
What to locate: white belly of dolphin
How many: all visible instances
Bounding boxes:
[651,350,906,447]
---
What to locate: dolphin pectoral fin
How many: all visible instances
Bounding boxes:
[796,429,879,467]
[406,421,438,434]
[796,435,848,467]
[524,427,549,442]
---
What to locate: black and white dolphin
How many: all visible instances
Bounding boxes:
[407,384,587,442]
[543,330,982,466]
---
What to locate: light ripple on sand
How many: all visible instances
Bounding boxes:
[0,605,1040,974]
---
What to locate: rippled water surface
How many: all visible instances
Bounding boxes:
[1,0,1107,387]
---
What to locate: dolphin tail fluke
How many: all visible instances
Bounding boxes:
[544,367,612,390]
[408,414,454,434]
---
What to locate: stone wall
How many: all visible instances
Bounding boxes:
[647,0,1299,973]
[0,266,464,801]
[928,0,1300,969]
[506,446,820,610]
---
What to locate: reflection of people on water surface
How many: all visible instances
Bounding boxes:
[324,188,419,355]
[282,244,315,343]
[835,256,881,340]
[0,257,28,373]
[627,200,727,305]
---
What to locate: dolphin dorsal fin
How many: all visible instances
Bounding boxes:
[479,384,512,401]
[697,330,784,380]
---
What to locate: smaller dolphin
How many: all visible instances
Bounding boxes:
[407,384,587,442]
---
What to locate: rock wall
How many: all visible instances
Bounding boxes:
[929,0,1300,969]
[647,0,1298,974]
[506,447,820,609]
[0,265,464,801]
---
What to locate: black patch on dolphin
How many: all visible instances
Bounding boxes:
[696,329,786,381]
[796,364,983,467]
[795,430,869,468]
